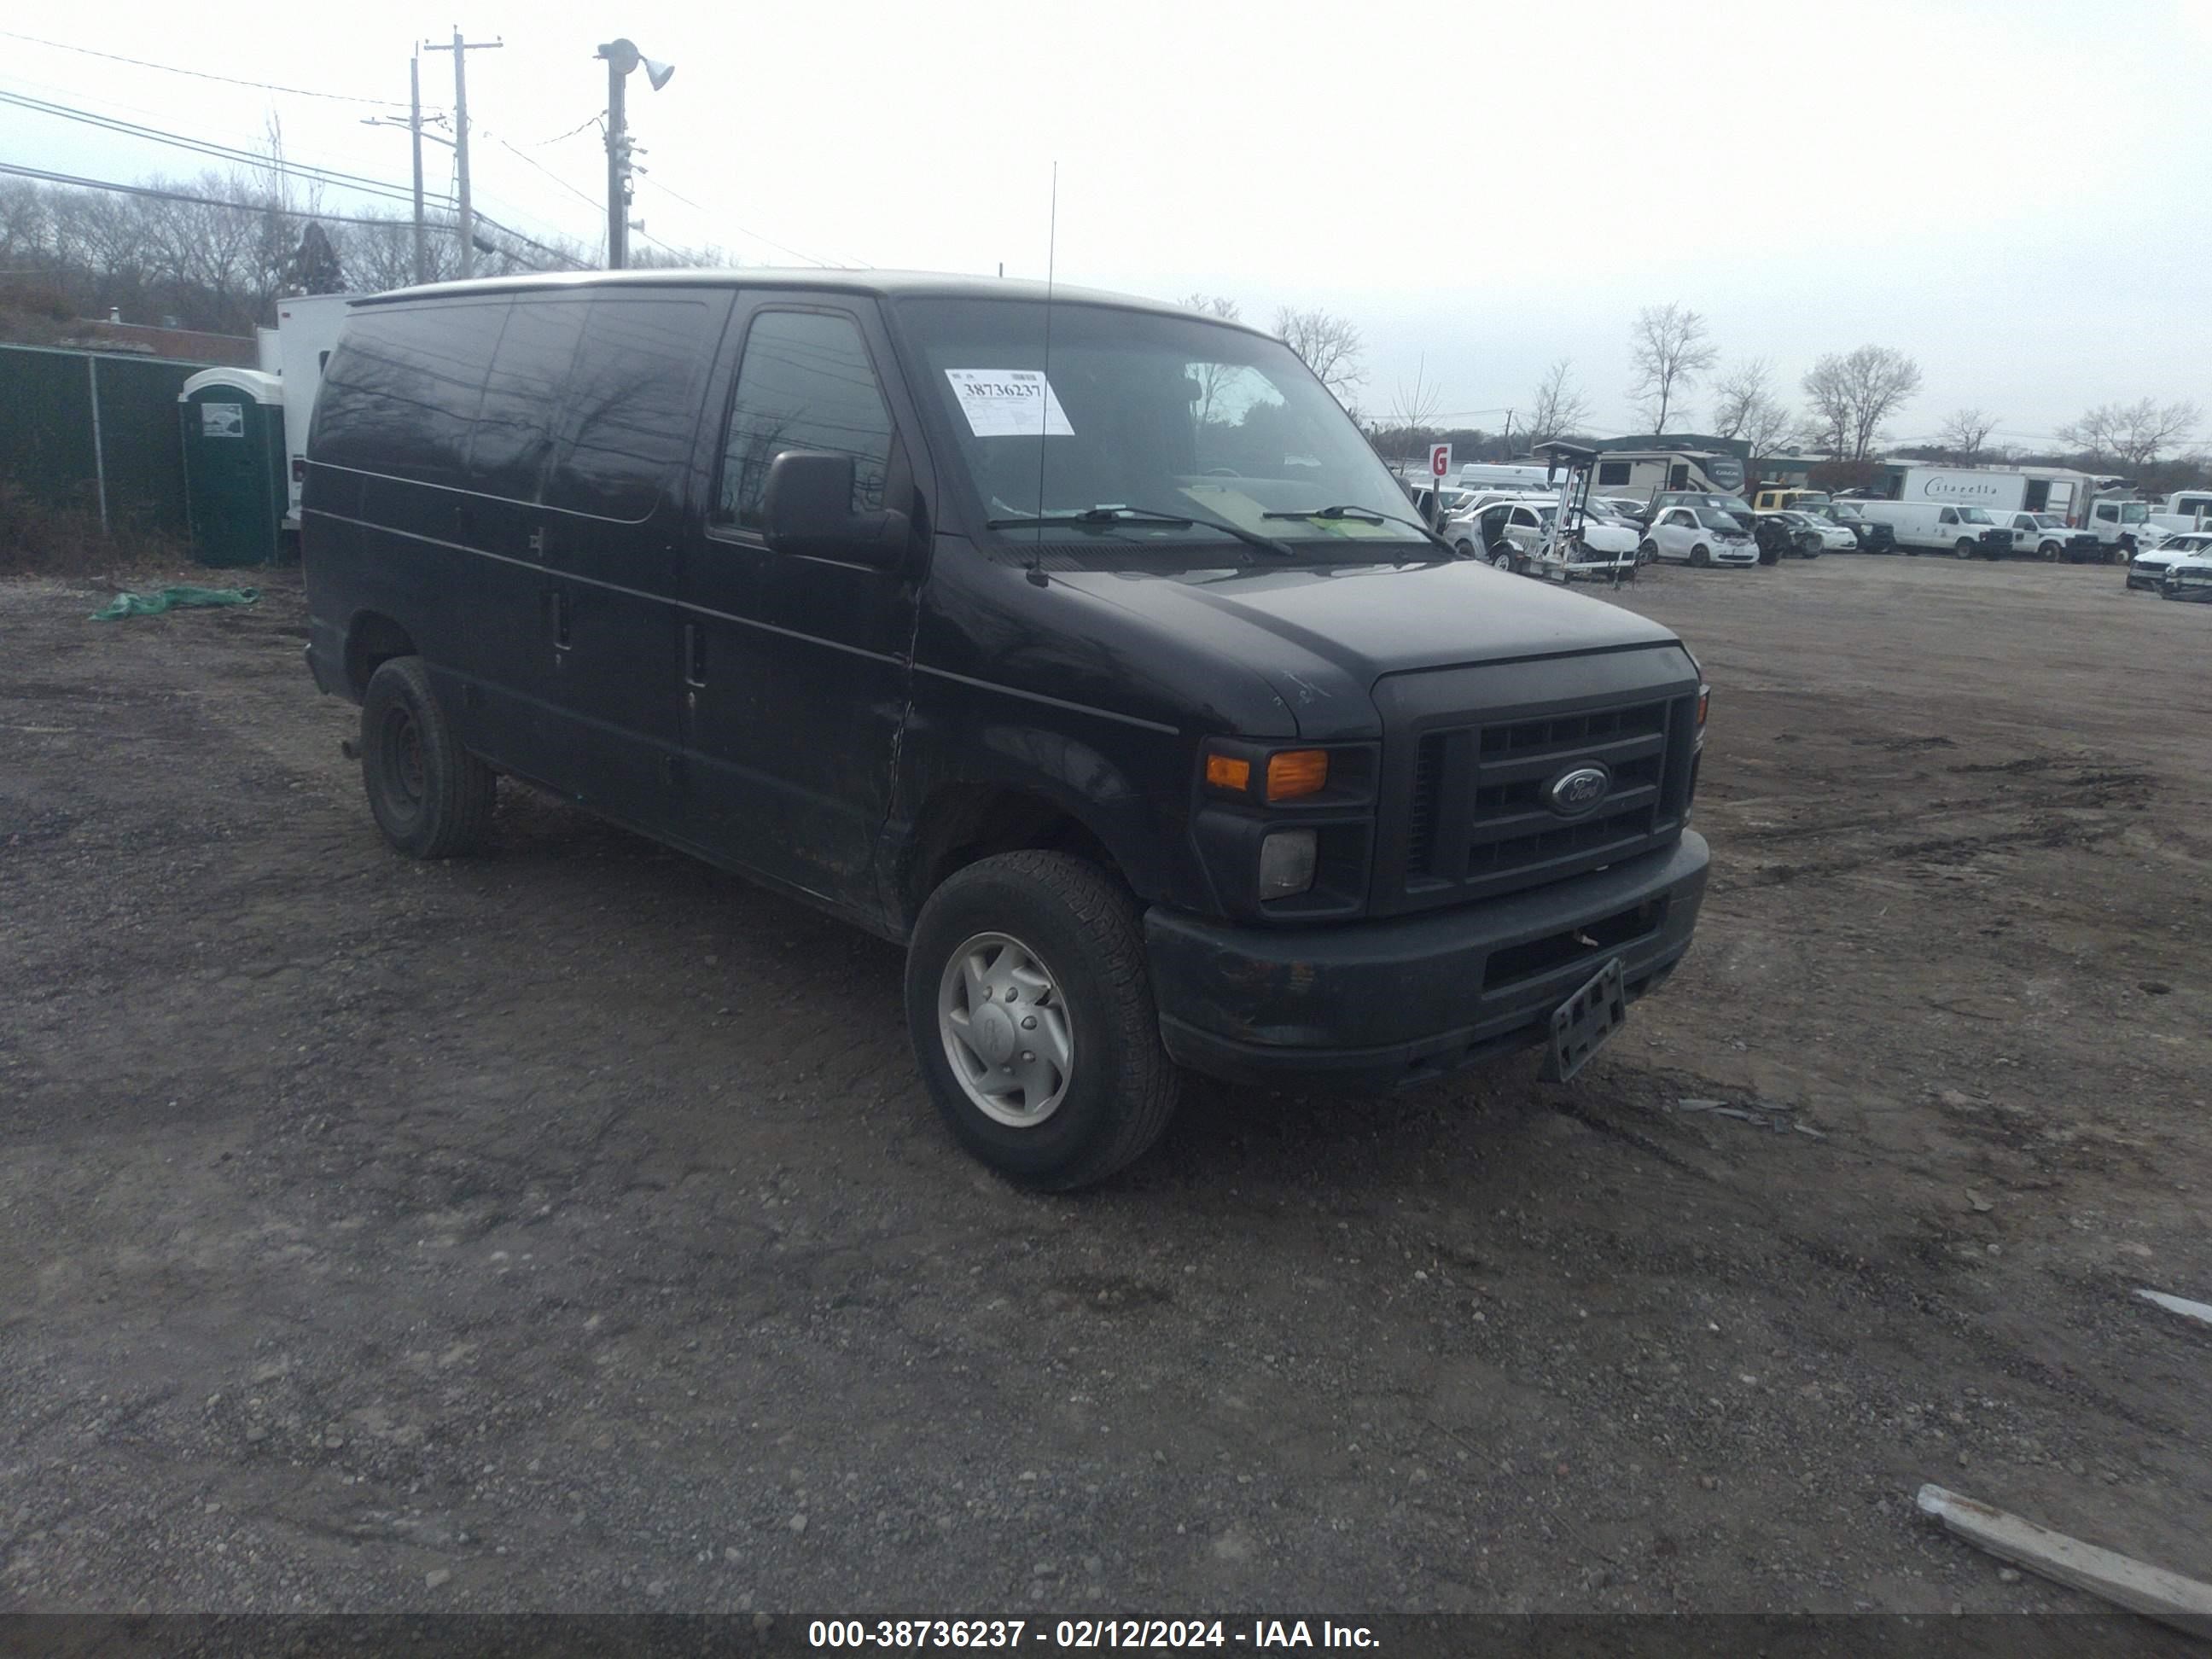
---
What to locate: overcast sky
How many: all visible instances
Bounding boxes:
[6,0,2207,447]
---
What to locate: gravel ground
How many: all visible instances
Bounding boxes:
[0,554,2207,1626]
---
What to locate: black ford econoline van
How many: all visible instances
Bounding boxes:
[302,271,1709,1188]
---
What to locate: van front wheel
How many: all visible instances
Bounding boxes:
[1954,539,1977,559]
[360,656,495,859]
[905,852,1178,1190]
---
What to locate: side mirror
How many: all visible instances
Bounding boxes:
[762,450,909,568]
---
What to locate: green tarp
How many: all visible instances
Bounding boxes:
[89,585,259,621]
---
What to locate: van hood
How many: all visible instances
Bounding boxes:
[1051,557,1681,741]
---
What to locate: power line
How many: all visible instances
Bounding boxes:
[0,26,429,109]
[0,162,427,228]
[490,135,608,219]
[0,88,452,212]
[526,112,604,146]
[632,172,847,268]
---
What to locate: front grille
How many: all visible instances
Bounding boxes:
[1392,692,1695,908]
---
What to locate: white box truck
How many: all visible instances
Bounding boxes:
[1889,466,2126,527]
[271,293,356,529]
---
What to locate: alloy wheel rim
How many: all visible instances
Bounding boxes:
[937,931,1074,1127]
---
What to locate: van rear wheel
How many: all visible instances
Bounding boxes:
[905,852,1178,1190]
[360,656,495,859]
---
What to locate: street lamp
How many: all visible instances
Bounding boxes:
[596,38,674,270]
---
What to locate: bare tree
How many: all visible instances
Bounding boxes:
[1740,393,1796,463]
[1626,302,1716,432]
[1936,408,1999,464]
[1180,294,1245,429]
[1709,358,1773,440]
[1274,306,1365,399]
[2058,398,2200,470]
[1802,345,1924,461]
[1389,355,1446,435]
[1523,358,1592,445]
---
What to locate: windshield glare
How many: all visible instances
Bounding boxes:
[1959,508,1994,524]
[896,297,1419,559]
[2122,503,2148,522]
[1697,509,1745,532]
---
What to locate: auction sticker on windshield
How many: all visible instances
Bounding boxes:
[946,370,1074,438]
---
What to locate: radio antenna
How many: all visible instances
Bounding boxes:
[1027,160,1057,585]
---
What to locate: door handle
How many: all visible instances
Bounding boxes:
[683,621,706,687]
[548,588,571,649]
[527,526,546,557]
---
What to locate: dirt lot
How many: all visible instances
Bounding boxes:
[2,555,2208,1622]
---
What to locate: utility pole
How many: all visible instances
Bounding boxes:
[426,28,501,276]
[596,39,673,271]
[603,48,628,270]
[408,50,427,284]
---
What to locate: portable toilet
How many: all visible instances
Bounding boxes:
[178,368,288,567]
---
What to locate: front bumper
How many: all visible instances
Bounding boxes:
[1148,832,1708,1091]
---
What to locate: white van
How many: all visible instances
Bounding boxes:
[1847,501,2016,559]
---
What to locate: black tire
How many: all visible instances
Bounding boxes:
[360,656,495,859]
[905,851,1178,1190]
[1453,538,1475,558]
[1638,539,1658,564]
[1691,544,1711,568]
[1488,543,1516,572]
[1953,538,1976,559]
[2040,541,2061,562]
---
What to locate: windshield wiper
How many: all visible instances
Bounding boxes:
[1261,504,1456,556]
[986,504,1294,557]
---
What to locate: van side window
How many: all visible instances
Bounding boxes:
[542,296,714,521]
[715,310,894,532]
[315,300,504,487]
[469,298,590,502]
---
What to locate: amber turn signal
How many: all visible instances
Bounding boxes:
[1697,685,1710,728]
[1265,749,1330,801]
[1204,754,1252,793]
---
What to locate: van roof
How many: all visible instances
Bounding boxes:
[346,266,1271,335]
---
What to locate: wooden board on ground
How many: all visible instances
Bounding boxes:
[1916,1483,2212,1638]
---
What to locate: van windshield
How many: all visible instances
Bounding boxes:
[894,297,1426,562]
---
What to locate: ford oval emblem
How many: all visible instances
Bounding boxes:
[1547,765,1611,817]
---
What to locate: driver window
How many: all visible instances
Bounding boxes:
[715,310,894,533]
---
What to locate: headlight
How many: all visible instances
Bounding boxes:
[1259,830,1318,899]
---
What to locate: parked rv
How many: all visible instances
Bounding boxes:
[1588,448,1746,505]
[301,269,1711,1190]
[1846,500,2016,558]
